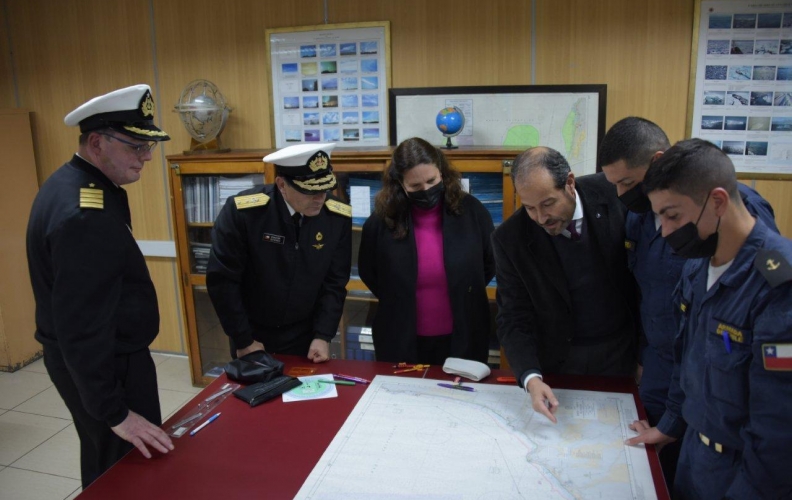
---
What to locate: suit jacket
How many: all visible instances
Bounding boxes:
[358,194,495,363]
[492,173,639,383]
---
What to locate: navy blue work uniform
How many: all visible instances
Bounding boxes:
[656,219,792,499]
[628,184,776,489]
[628,183,777,424]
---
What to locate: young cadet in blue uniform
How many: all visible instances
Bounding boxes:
[207,143,352,362]
[26,85,174,488]
[599,118,777,487]
[626,139,792,499]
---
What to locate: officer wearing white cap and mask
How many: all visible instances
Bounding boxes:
[26,84,174,488]
[207,143,352,363]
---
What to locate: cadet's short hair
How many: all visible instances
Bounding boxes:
[598,117,671,169]
[643,138,740,203]
[511,147,570,189]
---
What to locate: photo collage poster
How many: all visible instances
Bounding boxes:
[692,1,792,173]
[269,25,389,148]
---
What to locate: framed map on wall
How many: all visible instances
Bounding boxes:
[389,85,607,175]
[266,22,391,148]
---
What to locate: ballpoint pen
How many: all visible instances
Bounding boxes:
[334,374,371,384]
[722,331,732,354]
[190,412,221,437]
[319,379,355,386]
[437,383,476,392]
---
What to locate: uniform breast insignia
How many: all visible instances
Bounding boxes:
[762,343,792,371]
[313,232,324,250]
[324,199,352,217]
[711,320,745,344]
[754,249,792,288]
[234,193,270,210]
[79,187,104,210]
[624,239,635,251]
[263,233,285,244]
[680,299,689,314]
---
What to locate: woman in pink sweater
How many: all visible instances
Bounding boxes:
[359,138,495,364]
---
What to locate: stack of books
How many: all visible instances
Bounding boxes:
[190,242,212,273]
[346,325,375,361]
[183,175,263,223]
[464,173,503,226]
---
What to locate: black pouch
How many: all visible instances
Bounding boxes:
[232,375,303,407]
[223,351,284,383]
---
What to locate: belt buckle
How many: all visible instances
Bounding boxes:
[698,432,723,453]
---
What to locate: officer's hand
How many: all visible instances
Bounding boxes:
[307,339,330,363]
[526,377,560,424]
[625,420,675,452]
[236,340,265,358]
[111,410,174,459]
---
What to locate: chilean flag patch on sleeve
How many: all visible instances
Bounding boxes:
[763,344,792,371]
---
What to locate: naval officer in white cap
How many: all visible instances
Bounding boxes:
[207,143,352,363]
[26,84,174,488]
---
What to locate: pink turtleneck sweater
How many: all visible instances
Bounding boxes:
[412,204,453,336]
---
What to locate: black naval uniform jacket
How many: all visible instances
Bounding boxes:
[358,194,496,363]
[492,173,640,384]
[26,155,159,426]
[206,184,352,355]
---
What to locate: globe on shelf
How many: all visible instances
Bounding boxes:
[173,79,231,154]
[436,106,465,149]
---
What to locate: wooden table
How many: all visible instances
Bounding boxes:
[77,356,669,499]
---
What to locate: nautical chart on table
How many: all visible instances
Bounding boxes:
[295,375,657,500]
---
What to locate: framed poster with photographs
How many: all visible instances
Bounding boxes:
[266,22,391,148]
[689,0,792,176]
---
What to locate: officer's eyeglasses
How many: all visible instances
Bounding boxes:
[100,133,158,155]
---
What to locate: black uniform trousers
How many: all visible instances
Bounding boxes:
[43,345,161,488]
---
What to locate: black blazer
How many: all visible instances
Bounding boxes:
[359,194,495,363]
[492,173,639,383]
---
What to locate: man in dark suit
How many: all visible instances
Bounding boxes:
[492,146,639,422]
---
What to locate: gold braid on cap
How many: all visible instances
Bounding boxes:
[293,175,336,191]
[123,125,169,137]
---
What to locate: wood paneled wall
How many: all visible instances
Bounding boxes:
[535,0,694,143]
[2,0,789,354]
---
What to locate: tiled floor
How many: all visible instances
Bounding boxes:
[0,353,199,500]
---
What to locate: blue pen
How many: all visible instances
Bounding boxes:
[722,331,732,354]
[190,412,221,436]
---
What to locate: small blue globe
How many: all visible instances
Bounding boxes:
[436,106,465,137]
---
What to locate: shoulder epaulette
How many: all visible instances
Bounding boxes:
[325,199,352,218]
[754,248,792,288]
[234,193,270,210]
[79,187,104,210]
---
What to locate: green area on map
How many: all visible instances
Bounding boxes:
[503,125,540,147]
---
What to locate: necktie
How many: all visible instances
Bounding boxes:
[292,212,302,242]
[566,220,580,241]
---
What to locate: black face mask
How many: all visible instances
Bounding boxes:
[618,183,652,213]
[665,193,720,259]
[405,181,445,210]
